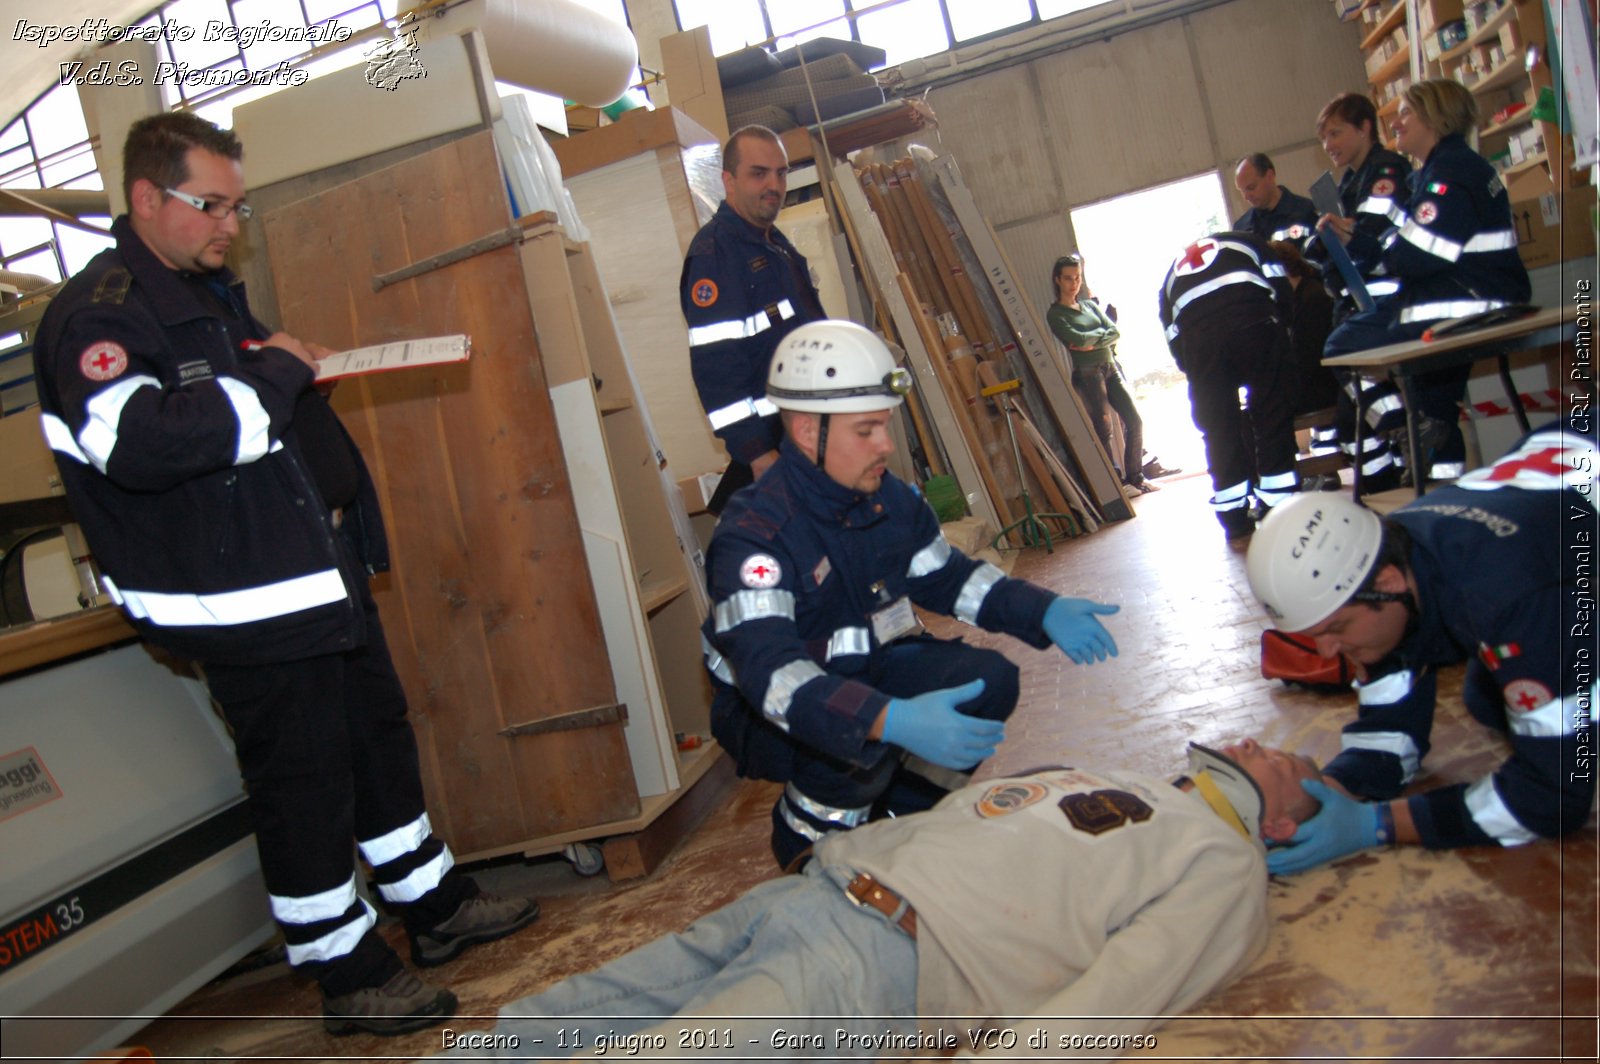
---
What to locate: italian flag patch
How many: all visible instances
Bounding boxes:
[1426,181,1449,194]
[1478,642,1521,669]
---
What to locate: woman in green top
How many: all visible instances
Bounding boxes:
[1046,253,1156,494]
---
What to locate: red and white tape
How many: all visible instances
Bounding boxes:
[1460,389,1568,420]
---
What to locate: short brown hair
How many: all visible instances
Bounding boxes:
[1316,92,1379,142]
[1270,239,1315,282]
[722,125,783,175]
[122,112,243,204]
[1402,79,1479,140]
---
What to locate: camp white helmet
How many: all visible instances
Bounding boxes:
[1246,494,1382,633]
[767,320,911,413]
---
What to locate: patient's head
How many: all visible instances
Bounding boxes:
[1188,739,1323,845]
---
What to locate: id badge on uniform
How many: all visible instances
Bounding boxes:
[870,595,921,644]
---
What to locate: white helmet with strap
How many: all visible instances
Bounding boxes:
[767,320,911,413]
[1246,493,1383,633]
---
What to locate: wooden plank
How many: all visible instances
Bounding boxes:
[929,154,1131,523]
[831,161,1002,533]
[261,130,639,854]
[601,748,737,880]
[0,607,137,679]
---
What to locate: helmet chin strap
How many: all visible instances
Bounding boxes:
[815,412,831,470]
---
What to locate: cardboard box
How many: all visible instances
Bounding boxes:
[658,25,729,146]
[550,105,718,180]
[0,409,64,504]
[1511,193,1599,270]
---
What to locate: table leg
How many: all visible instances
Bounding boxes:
[1395,370,1426,499]
[1497,354,1532,434]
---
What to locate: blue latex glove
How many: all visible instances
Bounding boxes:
[1043,597,1120,664]
[1266,780,1381,875]
[880,679,1003,770]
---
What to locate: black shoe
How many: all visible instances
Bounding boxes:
[1357,464,1403,498]
[1218,508,1255,545]
[323,969,457,1036]
[411,890,540,968]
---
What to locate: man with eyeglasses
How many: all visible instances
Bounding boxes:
[32,112,536,1036]
[701,321,1121,869]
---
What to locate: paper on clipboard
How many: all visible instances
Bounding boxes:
[314,335,471,382]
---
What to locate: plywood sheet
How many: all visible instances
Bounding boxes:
[261,131,638,854]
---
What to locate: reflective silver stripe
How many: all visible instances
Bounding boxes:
[1508,688,1587,738]
[1262,261,1288,278]
[1255,470,1299,506]
[359,812,433,866]
[1360,449,1396,475]
[217,375,273,464]
[907,534,952,578]
[1164,321,1181,342]
[762,659,825,727]
[1357,669,1415,707]
[1210,480,1250,512]
[1429,460,1466,480]
[114,568,347,627]
[1463,228,1517,253]
[284,897,377,966]
[953,562,1004,625]
[78,375,159,473]
[778,800,826,842]
[687,299,796,348]
[1464,775,1537,846]
[1367,279,1401,297]
[1339,729,1421,782]
[1397,220,1463,262]
[1170,270,1275,317]
[825,626,872,661]
[1269,226,1309,242]
[271,876,360,924]
[714,588,795,633]
[784,782,870,827]
[1364,393,1405,428]
[376,847,454,904]
[1356,195,1396,218]
[1398,298,1505,324]
[707,396,780,431]
[702,633,736,685]
[39,412,89,464]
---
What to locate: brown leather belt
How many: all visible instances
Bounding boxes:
[844,872,917,938]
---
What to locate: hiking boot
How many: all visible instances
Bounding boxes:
[323,969,456,1037]
[411,890,540,968]
[1218,508,1255,547]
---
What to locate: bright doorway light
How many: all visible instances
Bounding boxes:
[1067,172,1229,475]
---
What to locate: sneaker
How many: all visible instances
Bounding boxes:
[411,890,540,968]
[1124,478,1159,494]
[323,969,457,1037]
[1142,459,1182,479]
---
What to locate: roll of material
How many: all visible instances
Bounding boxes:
[422,0,638,107]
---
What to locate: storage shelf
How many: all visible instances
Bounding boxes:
[638,573,689,614]
[1361,1,1409,50]
[1368,47,1411,86]
[1470,59,1528,96]
[1499,151,1549,176]
[598,395,634,414]
[1438,2,1517,65]
[1481,109,1537,138]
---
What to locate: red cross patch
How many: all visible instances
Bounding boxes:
[1175,239,1217,274]
[740,553,782,589]
[691,278,719,307]
[1461,440,1581,491]
[79,341,129,382]
[1414,200,1439,225]
[1372,178,1396,197]
[1503,679,1552,714]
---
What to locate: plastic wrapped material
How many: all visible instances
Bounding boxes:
[495,93,591,241]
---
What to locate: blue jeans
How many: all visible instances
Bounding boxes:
[439,863,919,1060]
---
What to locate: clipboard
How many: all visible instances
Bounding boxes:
[1309,170,1343,218]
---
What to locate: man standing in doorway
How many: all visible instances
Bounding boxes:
[1233,153,1319,244]
[681,125,826,514]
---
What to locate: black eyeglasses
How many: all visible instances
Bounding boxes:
[165,187,255,222]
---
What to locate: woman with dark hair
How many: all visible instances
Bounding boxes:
[1308,92,1415,493]
[1320,80,1529,490]
[1269,239,1339,417]
[1045,253,1158,494]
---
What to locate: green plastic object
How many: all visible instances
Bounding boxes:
[1529,86,1560,124]
[922,475,967,523]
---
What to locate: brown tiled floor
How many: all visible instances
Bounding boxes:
[129,472,1597,1062]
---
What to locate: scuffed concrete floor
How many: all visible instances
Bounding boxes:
[123,472,1597,1062]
